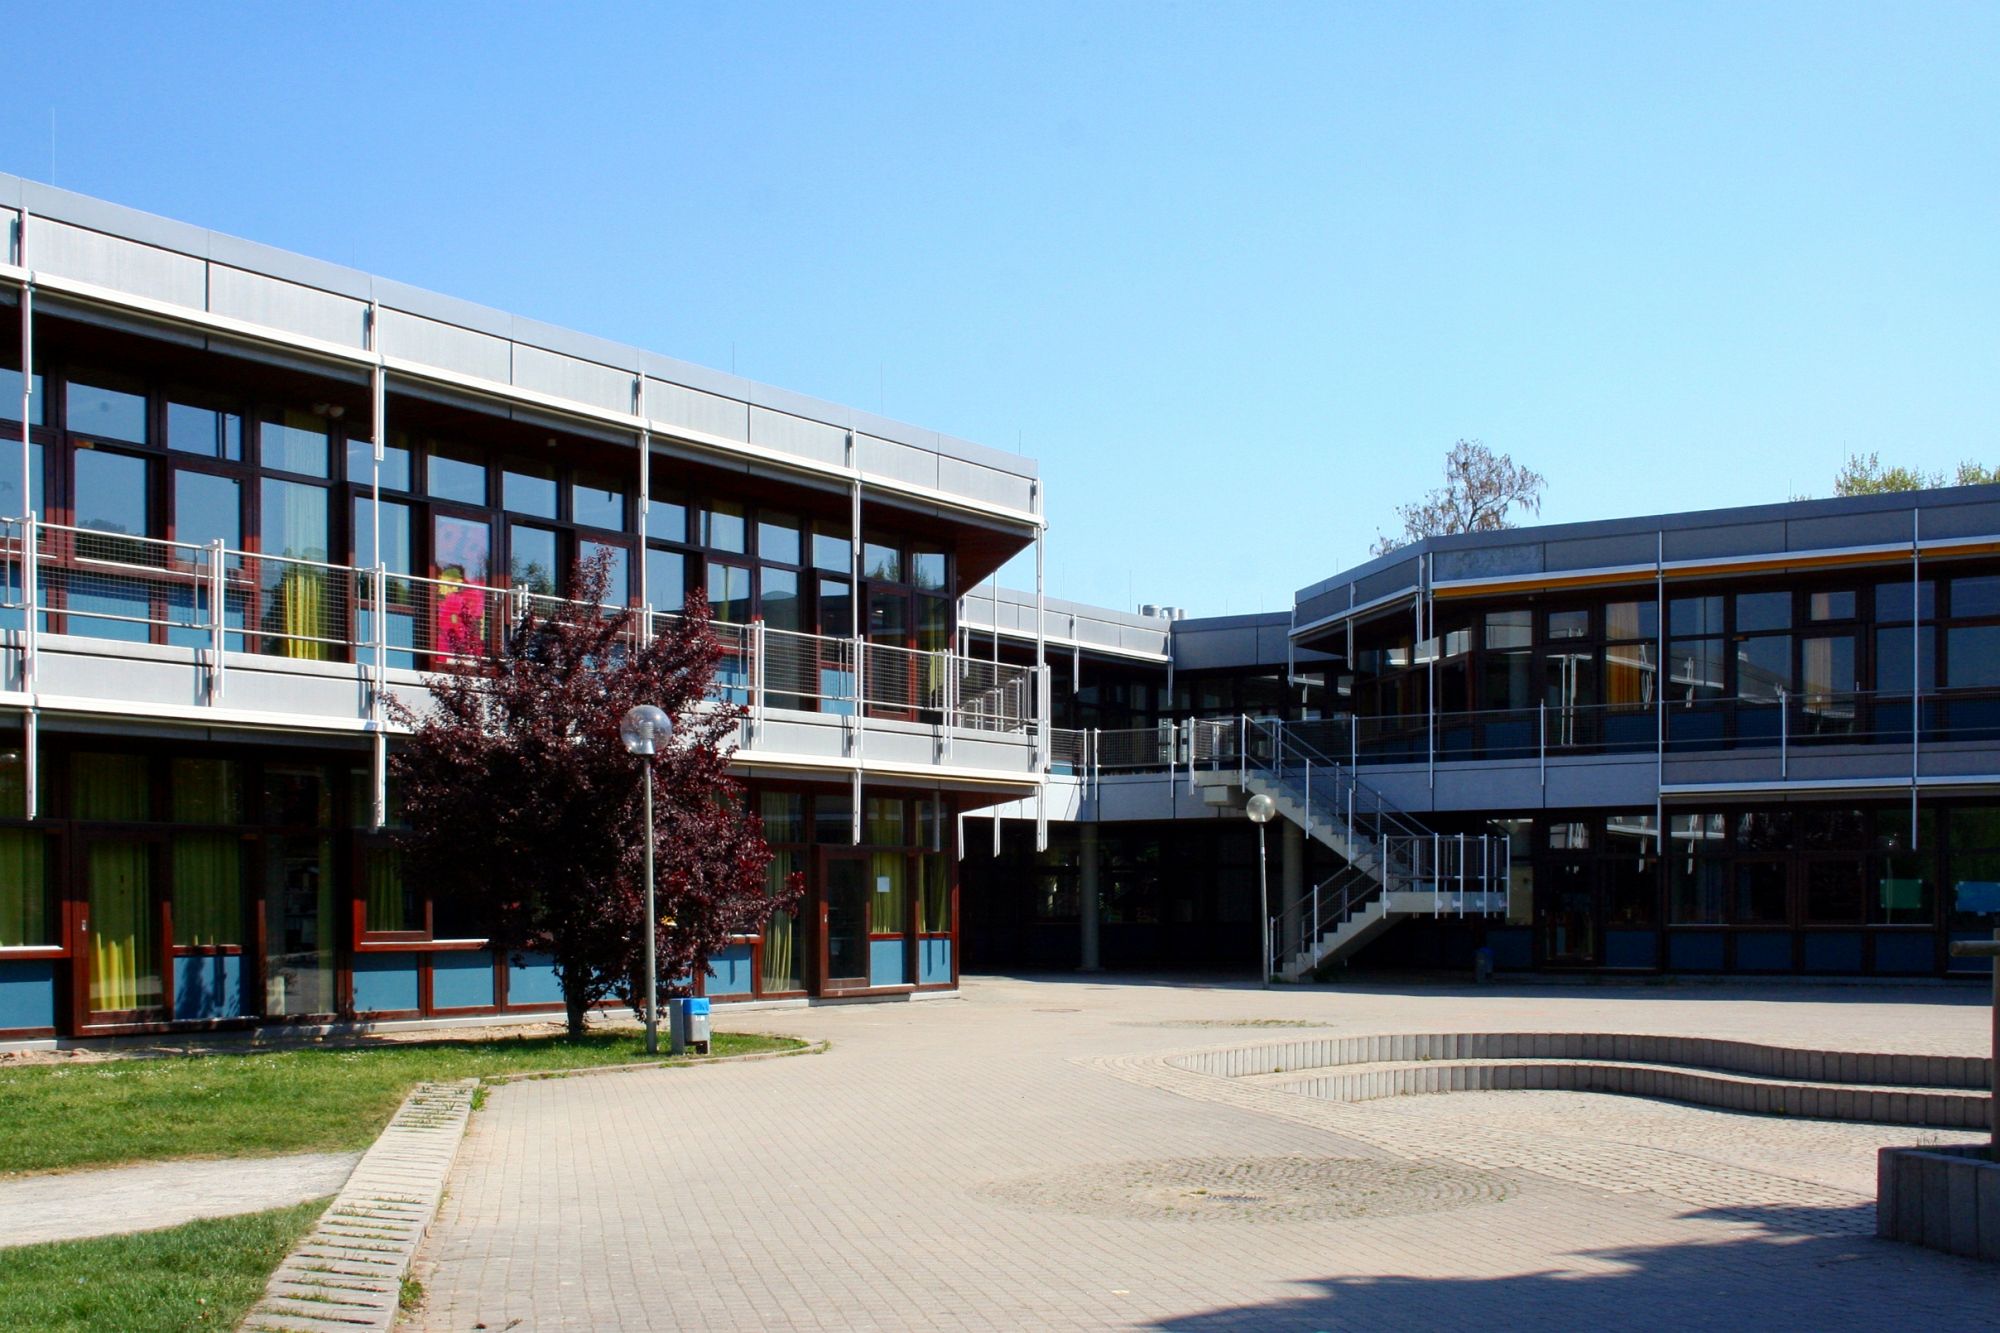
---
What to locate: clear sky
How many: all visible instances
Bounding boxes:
[2,3,1996,616]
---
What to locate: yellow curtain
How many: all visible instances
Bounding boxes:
[279,567,332,661]
[170,758,240,823]
[760,852,800,991]
[72,753,149,821]
[171,833,240,948]
[364,846,408,933]
[0,830,47,947]
[868,852,906,934]
[920,853,952,934]
[89,843,157,1012]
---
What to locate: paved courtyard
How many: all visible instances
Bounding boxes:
[411,977,2000,1330]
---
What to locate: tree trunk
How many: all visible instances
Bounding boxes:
[562,969,589,1041]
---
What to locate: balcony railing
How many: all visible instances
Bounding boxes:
[0,518,1038,736]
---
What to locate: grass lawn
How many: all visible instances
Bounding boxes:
[0,1198,328,1332]
[0,1030,804,1176]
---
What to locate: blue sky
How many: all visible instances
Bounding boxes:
[2,2,1996,616]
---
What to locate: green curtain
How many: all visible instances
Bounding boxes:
[89,843,157,1012]
[72,753,150,821]
[868,852,906,934]
[170,758,240,823]
[364,846,411,934]
[172,833,240,948]
[760,852,800,991]
[920,853,951,934]
[0,830,47,947]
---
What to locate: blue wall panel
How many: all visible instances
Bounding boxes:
[1485,928,1532,970]
[1668,932,1725,972]
[431,953,496,1010]
[1873,933,1935,974]
[173,954,244,1021]
[1603,930,1658,969]
[706,944,753,996]
[507,953,564,1006]
[352,954,420,1014]
[919,938,952,985]
[1733,933,1792,972]
[0,959,55,1031]
[869,939,908,988]
[1802,933,1864,974]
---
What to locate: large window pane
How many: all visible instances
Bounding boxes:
[433,513,491,584]
[812,525,850,572]
[757,513,801,565]
[580,540,628,603]
[170,757,241,823]
[503,463,558,518]
[868,851,906,933]
[362,846,420,935]
[1808,590,1856,621]
[1605,600,1658,642]
[1667,813,1726,923]
[1803,860,1864,923]
[67,378,147,444]
[1876,579,1934,622]
[1669,639,1726,701]
[0,830,50,947]
[260,411,330,478]
[645,548,686,614]
[261,479,329,560]
[509,523,559,596]
[760,848,804,992]
[1951,575,2000,620]
[649,493,687,543]
[1734,591,1791,632]
[0,439,44,517]
[1670,596,1723,638]
[911,551,947,593]
[1733,861,1789,923]
[761,567,801,632]
[0,367,45,426]
[572,473,627,531]
[921,853,952,933]
[174,470,240,551]
[707,562,751,622]
[426,442,487,505]
[863,541,902,583]
[700,501,746,553]
[168,401,242,460]
[353,497,413,573]
[1735,634,1792,700]
[75,450,151,536]
[1947,626,2000,689]
[72,752,151,821]
[173,833,243,948]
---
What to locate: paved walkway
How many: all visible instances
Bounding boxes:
[412,977,2000,1330]
[0,1151,359,1248]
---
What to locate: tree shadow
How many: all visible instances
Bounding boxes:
[1146,1202,2000,1331]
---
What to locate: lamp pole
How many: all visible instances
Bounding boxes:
[621,704,673,1056]
[1246,792,1277,989]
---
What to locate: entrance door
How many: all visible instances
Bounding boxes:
[1538,857,1600,966]
[823,854,870,990]
[82,837,165,1022]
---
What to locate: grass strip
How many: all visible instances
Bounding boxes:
[0,1197,328,1332]
[0,1030,801,1175]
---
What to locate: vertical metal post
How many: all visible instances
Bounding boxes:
[1779,686,1789,780]
[1258,821,1270,989]
[643,758,659,1056]
[18,220,37,822]
[1655,529,1666,789]
[1304,758,1312,842]
[1912,507,1922,846]
[372,562,388,831]
[635,376,650,644]
[1539,699,1547,790]
[208,539,226,706]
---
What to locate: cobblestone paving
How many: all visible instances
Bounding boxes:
[411,977,2000,1330]
[0,1151,358,1247]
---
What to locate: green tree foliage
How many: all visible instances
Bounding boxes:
[1833,452,1999,496]
[1372,439,1546,557]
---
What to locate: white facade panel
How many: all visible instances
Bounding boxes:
[512,344,634,415]
[35,220,206,308]
[377,308,512,383]
[750,407,848,468]
[649,377,749,443]
[856,433,940,490]
[938,455,1035,514]
[208,265,370,349]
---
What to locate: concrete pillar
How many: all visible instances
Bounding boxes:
[1281,820,1305,962]
[1079,822,1102,972]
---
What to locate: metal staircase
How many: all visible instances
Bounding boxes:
[1195,717,1510,980]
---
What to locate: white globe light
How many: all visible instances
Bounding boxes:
[1245,792,1277,824]
[619,704,672,756]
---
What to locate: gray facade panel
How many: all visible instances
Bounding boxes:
[855,433,942,490]
[1433,543,1544,582]
[207,265,369,350]
[3,207,19,266]
[1920,500,2000,541]
[376,308,512,383]
[1354,558,1421,607]
[1542,532,1657,574]
[36,219,206,308]
[1786,509,1912,551]
[937,455,1035,514]
[1661,520,1789,562]
[752,408,849,470]
[511,343,634,416]
[648,378,750,443]
[1173,625,1263,672]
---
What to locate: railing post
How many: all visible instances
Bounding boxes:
[1432,830,1440,915]
[21,514,37,700]
[1539,698,1547,790]
[1304,758,1312,842]
[1457,831,1465,910]
[751,618,767,745]
[207,539,226,706]
[1779,686,1789,780]
[1238,714,1247,786]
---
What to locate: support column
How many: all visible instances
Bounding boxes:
[1079,822,1102,972]
[1281,819,1305,962]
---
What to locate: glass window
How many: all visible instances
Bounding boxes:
[1548,821,1590,851]
[1484,609,1531,650]
[426,442,487,505]
[865,797,905,845]
[433,513,491,585]
[700,501,746,553]
[1734,591,1791,632]
[645,548,686,614]
[167,401,242,460]
[1546,609,1589,640]
[261,479,329,560]
[1952,575,2000,620]
[67,377,147,443]
[1875,625,1935,693]
[707,562,751,623]
[264,766,331,827]
[1670,596,1723,638]
[863,541,902,583]
[1950,806,2000,851]
[503,463,558,518]
[1668,813,1727,923]
[1808,590,1855,621]
[649,494,687,544]
[869,850,907,933]
[1735,635,1792,699]
[75,450,151,536]
[760,791,805,843]
[1947,626,2000,689]
[72,752,151,821]
[761,847,804,992]
[1733,861,1789,923]
[353,497,413,573]
[1873,854,1931,925]
[509,523,559,596]
[580,539,628,603]
[1804,860,1865,923]
[378,441,412,491]
[362,845,420,935]
[920,853,952,933]
[1605,600,1658,641]
[761,567,802,632]
[757,513,801,565]
[1876,579,1934,622]
[0,439,44,517]
[348,438,411,492]
[911,551,947,592]
[813,525,850,572]
[0,367,45,426]
[1669,639,1726,701]
[170,758,240,823]
[572,473,627,531]
[1604,642,1657,709]
[813,792,852,843]
[819,578,853,637]
[173,470,240,551]
[260,411,330,478]
[0,829,51,947]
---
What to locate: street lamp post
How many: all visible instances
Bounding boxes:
[620,704,673,1055]
[1246,793,1277,989]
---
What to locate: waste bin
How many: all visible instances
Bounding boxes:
[1473,947,1495,984]
[668,996,712,1055]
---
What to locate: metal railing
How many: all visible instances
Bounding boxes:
[0,516,1040,737]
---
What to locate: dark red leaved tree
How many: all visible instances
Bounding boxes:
[389,553,801,1038]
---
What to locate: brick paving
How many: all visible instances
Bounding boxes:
[411,977,2000,1330]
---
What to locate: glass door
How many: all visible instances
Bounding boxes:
[1538,857,1600,965]
[82,837,165,1022]
[264,833,336,1017]
[823,853,870,990]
